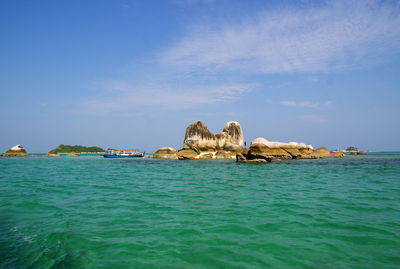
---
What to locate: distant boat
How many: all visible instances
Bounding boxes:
[103,148,144,158]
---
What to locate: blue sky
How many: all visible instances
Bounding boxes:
[1,0,400,153]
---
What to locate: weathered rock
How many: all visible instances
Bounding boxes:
[357,151,367,155]
[198,153,214,159]
[236,153,268,163]
[153,147,178,159]
[183,121,216,151]
[215,132,229,150]
[46,151,60,157]
[299,148,314,156]
[67,152,80,156]
[215,151,234,159]
[311,147,331,158]
[282,147,302,159]
[182,120,244,155]
[4,144,28,157]
[143,155,153,158]
[350,152,357,155]
[242,148,250,155]
[221,121,243,152]
[177,149,198,160]
[248,138,292,159]
[331,152,347,158]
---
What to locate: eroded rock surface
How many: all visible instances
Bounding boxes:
[153,147,178,159]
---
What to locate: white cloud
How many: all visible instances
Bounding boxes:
[280,100,332,108]
[78,82,255,115]
[163,0,400,73]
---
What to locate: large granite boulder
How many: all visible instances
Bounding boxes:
[311,147,331,158]
[177,149,198,160]
[46,151,60,157]
[153,147,178,159]
[4,144,28,157]
[183,120,244,153]
[221,121,243,152]
[183,121,216,151]
[248,138,292,159]
[215,150,235,159]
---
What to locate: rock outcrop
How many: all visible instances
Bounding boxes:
[220,121,243,152]
[67,152,80,156]
[177,149,199,160]
[153,147,178,159]
[46,151,60,157]
[357,151,367,155]
[179,121,244,159]
[310,147,331,158]
[237,138,346,163]
[183,121,216,151]
[4,144,28,157]
[331,152,347,158]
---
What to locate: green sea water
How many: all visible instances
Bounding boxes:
[1,154,399,268]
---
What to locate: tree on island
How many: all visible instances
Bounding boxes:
[49,144,105,153]
[345,146,358,151]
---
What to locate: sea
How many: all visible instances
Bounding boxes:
[1,153,399,268]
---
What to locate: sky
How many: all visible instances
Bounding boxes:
[1,0,400,153]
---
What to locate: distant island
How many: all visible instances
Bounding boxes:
[49,144,105,154]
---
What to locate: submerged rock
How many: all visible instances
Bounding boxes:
[4,144,28,157]
[153,147,178,159]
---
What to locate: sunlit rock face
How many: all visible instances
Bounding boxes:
[245,137,320,160]
[183,121,216,151]
[221,121,244,152]
[153,147,178,159]
[310,147,331,158]
[182,121,244,155]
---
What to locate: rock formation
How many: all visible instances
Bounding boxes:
[46,151,60,157]
[177,149,199,160]
[310,147,331,158]
[219,121,243,152]
[67,152,80,156]
[331,152,347,158]
[154,120,347,162]
[357,151,367,155]
[237,137,346,163]
[163,120,244,160]
[153,147,178,159]
[183,121,216,151]
[4,144,28,157]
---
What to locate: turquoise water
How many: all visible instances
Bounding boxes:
[1,154,399,268]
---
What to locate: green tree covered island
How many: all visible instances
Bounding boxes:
[49,144,105,153]
[345,146,358,151]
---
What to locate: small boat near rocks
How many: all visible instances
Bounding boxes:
[103,148,144,158]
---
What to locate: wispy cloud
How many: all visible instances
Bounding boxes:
[280,100,331,108]
[163,0,400,73]
[78,82,255,115]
